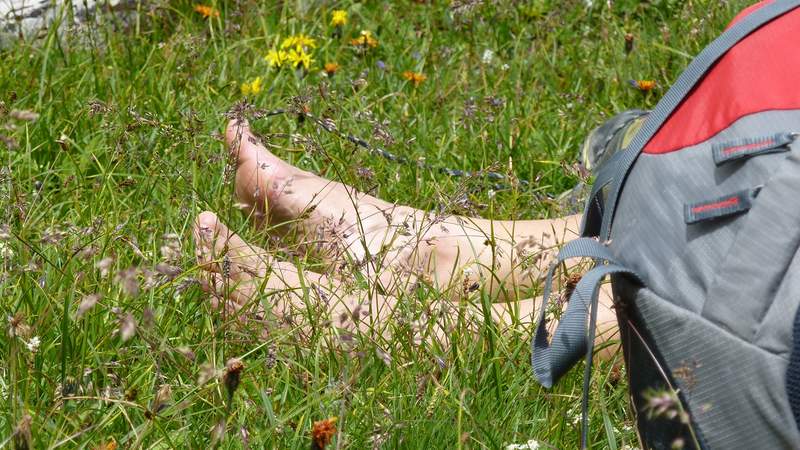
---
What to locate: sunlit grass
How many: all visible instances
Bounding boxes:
[1,0,747,448]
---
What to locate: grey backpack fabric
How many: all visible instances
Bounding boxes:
[530,2,800,449]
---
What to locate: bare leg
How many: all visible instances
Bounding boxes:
[192,211,618,354]
[226,119,581,301]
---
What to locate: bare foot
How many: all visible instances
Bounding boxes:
[192,210,410,339]
[193,210,271,316]
[225,118,432,276]
[192,210,350,321]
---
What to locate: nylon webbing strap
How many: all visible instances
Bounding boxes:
[530,237,616,388]
[532,261,639,387]
[787,305,800,429]
[533,261,641,450]
[583,0,800,240]
[712,132,797,165]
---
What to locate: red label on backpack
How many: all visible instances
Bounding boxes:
[712,133,796,165]
[685,190,754,224]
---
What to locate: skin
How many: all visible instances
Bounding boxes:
[193,118,617,355]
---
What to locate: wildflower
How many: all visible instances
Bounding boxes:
[281,33,317,50]
[265,49,288,68]
[311,417,337,450]
[193,5,219,18]
[323,62,340,76]
[402,71,427,86]
[223,358,245,402]
[376,60,387,71]
[629,79,657,91]
[350,30,378,48]
[0,241,13,258]
[566,404,581,425]
[26,336,40,353]
[330,10,348,27]
[240,77,263,96]
[505,440,541,450]
[7,313,31,339]
[287,48,314,70]
[481,49,494,64]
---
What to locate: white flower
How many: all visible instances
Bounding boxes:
[0,241,13,259]
[505,440,541,450]
[567,404,581,425]
[26,336,41,353]
[482,49,494,65]
[501,63,510,71]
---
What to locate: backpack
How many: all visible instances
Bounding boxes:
[531,1,800,449]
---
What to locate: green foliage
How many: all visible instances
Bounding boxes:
[0,0,747,447]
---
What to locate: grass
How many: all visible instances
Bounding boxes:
[1,0,750,448]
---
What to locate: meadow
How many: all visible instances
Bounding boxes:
[1,0,750,448]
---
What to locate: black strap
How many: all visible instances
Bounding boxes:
[787,305,800,429]
[581,0,800,239]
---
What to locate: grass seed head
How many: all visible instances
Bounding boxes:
[13,414,32,450]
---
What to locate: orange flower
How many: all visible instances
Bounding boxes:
[193,5,219,18]
[95,438,117,450]
[629,79,656,91]
[324,62,340,75]
[402,71,427,86]
[311,417,337,449]
[350,30,378,49]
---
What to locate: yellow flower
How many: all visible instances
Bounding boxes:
[324,62,340,75]
[331,10,348,27]
[193,5,219,18]
[240,77,263,96]
[265,49,288,68]
[281,33,317,50]
[350,30,378,48]
[287,48,314,70]
[402,71,427,86]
